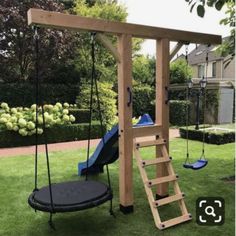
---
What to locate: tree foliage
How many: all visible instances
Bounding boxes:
[0,0,134,85]
[170,58,193,84]
[76,81,117,129]
[132,84,155,118]
[0,0,78,82]
[132,55,156,86]
[186,0,235,62]
[73,0,127,84]
[73,0,143,84]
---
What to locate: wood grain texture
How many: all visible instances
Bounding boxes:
[118,34,133,207]
[133,125,161,138]
[156,39,170,196]
[27,8,221,44]
[95,34,121,63]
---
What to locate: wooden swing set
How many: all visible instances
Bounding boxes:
[27,8,221,230]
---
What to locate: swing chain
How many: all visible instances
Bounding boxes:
[185,44,190,164]
[200,44,211,160]
[185,45,188,62]
[33,26,39,40]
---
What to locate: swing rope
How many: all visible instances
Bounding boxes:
[86,32,114,215]
[200,45,210,160]
[183,44,209,169]
[185,44,190,164]
[33,27,39,192]
[29,29,114,228]
[85,33,95,182]
[33,27,55,220]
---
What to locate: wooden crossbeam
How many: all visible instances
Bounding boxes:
[96,34,121,62]
[141,157,170,167]
[75,12,121,62]
[133,124,161,138]
[147,175,177,187]
[28,8,221,44]
[136,139,166,148]
[169,42,184,61]
[161,214,191,229]
[154,193,184,207]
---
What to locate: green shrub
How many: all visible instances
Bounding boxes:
[170,59,192,84]
[169,100,191,126]
[76,82,117,130]
[169,89,187,100]
[169,87,220,124]
[0,102,75,137]
[0,83,80,107]
[132,55,156,86]
[133,84,155,118]
[69,109,90,123]
[0,122,103,148]
[179,126,235,145]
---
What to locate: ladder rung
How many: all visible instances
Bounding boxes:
[136,139,166,148]
[142,157,171,167]
[160,214,191,229]
[153,193,184,207]
[147,175,177,187]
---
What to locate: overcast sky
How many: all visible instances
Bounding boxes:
[118,0,230,56]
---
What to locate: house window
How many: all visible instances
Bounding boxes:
[212,62,216,77]
[198,64,205,78]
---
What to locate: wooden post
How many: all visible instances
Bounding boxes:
[118,34,134,213]
[156,38,170,198]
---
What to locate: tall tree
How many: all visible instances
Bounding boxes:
[73,0,143,84]
[0,0,77,81]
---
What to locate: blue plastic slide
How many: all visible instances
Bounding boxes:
[78,114,154,176]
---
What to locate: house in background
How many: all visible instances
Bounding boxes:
[172,38,235,124]
[188,40,235,81]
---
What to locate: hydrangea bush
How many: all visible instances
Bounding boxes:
[0,102,75,136]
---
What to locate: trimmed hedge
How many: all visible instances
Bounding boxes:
[0,83,80,107]
[169,100,191,126]
[0,121,104,148]
[179,126,235,145]
[169,89,187,100]
[133,84,155,118]
[69,109,90,124]
[169,87,220,124]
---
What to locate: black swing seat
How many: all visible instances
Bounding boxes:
[183,159,208,170]
[28,180,113,213]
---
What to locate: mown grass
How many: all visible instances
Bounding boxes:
[0,138,234,236]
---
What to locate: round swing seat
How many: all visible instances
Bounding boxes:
[28,180,113,213]
[183,159,208,170]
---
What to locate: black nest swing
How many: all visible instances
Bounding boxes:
[28,29,114,227]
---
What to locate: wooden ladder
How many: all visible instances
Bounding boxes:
[133,137,192,230]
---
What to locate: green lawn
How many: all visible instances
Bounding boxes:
[0,138,234,236]
[214,123,235,130]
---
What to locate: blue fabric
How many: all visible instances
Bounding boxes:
[78,114,154,175]
[183,159,208,170]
